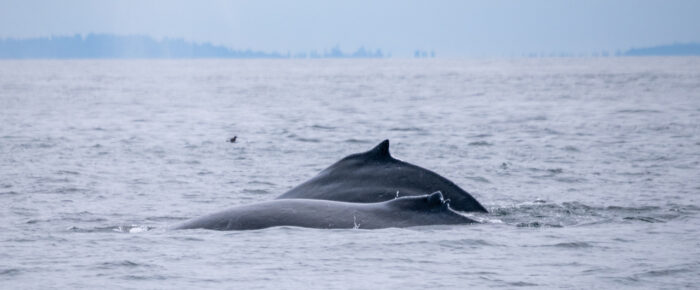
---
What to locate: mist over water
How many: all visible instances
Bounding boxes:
[1,58,699,289]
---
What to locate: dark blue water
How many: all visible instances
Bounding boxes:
[1,58,699,289]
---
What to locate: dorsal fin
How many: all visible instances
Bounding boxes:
[365,139,391,159]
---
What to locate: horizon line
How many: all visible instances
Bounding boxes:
[1,33,700,59]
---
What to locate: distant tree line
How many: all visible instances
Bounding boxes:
[624,43,700,56]
[413,50,435,58]
[293,45,384,58]
[523,42,700,58]
[0,34,388,59]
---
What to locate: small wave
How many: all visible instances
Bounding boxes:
[669,204,700,213]
[442,238,501,247]
[528,167,564,175]
[55,187,88,194]
[516,222,563,228]
[487,200,691,227]
[247,180,275,186]
[145,216,188,222]
[616,109,662,114]
[531,115,548,121]
[554,176,587,183]
[121,274,168,281]
[242,188,269,195]
[96,260,148,269]
[636,267,692,277]
[0,268,21,276]
[28,216,107,224]
[287,134,321,143]
[622,216,664,223]
[36,142,55,148]
[344,138,372,144]
[545,242,594,248]
[562,145,580,152]
[508,281,539,287]
[389,127,424,132]
[55,170,80,175]
[502,115,548,123]
[169,236,205,242]
[544,128,563,135]
[618,171,649,177]
[197,170,213,176]
[647,124,682,132]
[310,124,336,130]
[464,176,491,183]
[40,177,71,183]
[468,141,492,146]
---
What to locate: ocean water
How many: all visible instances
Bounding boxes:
[1,58,699,289]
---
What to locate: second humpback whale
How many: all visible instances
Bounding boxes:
[277,140,488,213]
[174,191,474,231]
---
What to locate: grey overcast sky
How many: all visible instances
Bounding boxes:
[1,0,699,57]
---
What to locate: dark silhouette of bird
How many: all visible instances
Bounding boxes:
[228,136,237,143]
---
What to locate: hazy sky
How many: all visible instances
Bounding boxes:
[1,0,699,57]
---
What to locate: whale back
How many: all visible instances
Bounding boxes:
[384,191,448,212]
[175,192,475,231]
[374,191,475,227]
[277,140,488,213]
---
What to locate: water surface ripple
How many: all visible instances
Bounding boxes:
[1,58,699,289]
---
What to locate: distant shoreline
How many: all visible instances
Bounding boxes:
[623,43,700,56]
[1,34,699,59]
[0,34,387,59]
[2,56,700,61]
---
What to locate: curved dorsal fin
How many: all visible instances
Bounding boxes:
[364,139,391,159]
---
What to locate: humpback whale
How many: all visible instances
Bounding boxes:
[277,140,487,213]
[174,192,474,231]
